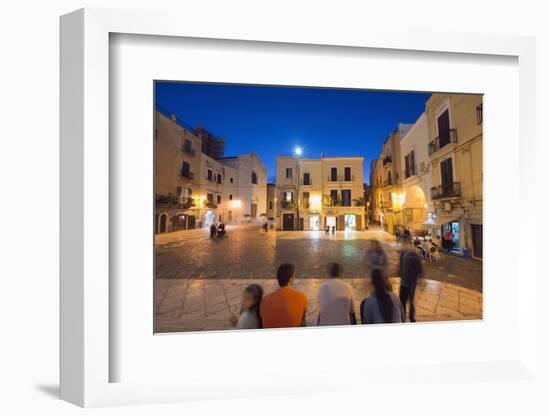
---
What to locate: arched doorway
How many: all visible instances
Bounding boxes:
[157,212,168,233]
[203,210,216,228]
[404,185,427,231]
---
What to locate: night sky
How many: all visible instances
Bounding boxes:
[155,82,431,184]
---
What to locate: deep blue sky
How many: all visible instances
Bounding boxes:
[155,82,430,184]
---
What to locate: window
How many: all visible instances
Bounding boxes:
[286,168,293,178]
[437,109,451,147]
[175,186,182,199]
[303,172,311,186]
[341,190,352,206]
[217,194,221,204]
[181,161,191,178]
[330,189,338,206]
[251,171,258,184]
[476,103,483,125]
[303,192,310,209]
[330,167,338,181]
[269,201,273,210]
[230,177,234,183]
[217,173,222,184]
[404,150,415,178]
[440,157,454,189]
[344,167,351,181]
[183,138,192,154]
[207,193,214,204]
[207,169,213,181]
[285,191,293,202]
[229,194,233,200]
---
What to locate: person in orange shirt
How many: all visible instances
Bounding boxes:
[260,263,308,328]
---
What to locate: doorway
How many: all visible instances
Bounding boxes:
[309,215,320,231]
[326,216,336,230]
[282,213,294,230]
[203,211,216,228]
[471,224,483,258]
[157,213,168,233]
[344,214,356,231]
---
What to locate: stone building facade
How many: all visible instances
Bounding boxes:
[155,111,267,233]
[275,155,365,231]
[425,93,483,258]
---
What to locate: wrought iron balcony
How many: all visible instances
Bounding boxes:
[428,129,457,155]
[181,146,196,156]
[281,201,296,210]
[327,174,355,182]
[403,164,418,179]
[383,155,392,166]
[430,182,461,200]
[383,178,393,187]
[181,170,194,180]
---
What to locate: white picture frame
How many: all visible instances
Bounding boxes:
[60,7,538,408]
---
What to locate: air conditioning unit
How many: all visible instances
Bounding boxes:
[440,202,451,211]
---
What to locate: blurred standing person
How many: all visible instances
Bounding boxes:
[360,269,404,324]
[210,222,217,239]
[317,263,356,326]
[365,239,388,277]
[398,232,423,322]
[444,227,453,252]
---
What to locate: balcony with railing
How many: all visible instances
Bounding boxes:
[379,200,392,209]
[403,164,418,180]
[428,129,457,155]
[281,200,296,210]
[430,182,461,200]
[382,155,392,166]
[301,178,312,186]
[327,174,355,182]
[156,195,195,210]
[181,145,197,157]
[383,178,393,187]
[180,170,194,180]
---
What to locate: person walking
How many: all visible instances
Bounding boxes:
[260,263,308,328]
[365,239,389,277]
[360,269,404,324]
[317,263,356,326]
[398,233,423,322]
[229,284,264,329]
[210,223,217,239]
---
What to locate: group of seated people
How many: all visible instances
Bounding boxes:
[229,248,423,330]
[412,236,440,261]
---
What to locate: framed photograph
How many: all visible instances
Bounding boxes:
[60,8,538,408]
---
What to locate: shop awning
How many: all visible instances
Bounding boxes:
[422,214,460,227]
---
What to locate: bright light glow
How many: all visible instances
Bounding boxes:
[294,146,303,156]
[310,195,322,210]
[230,199,242,208]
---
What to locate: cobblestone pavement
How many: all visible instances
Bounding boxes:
[155,225,482,291]
[155,277,483,333]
